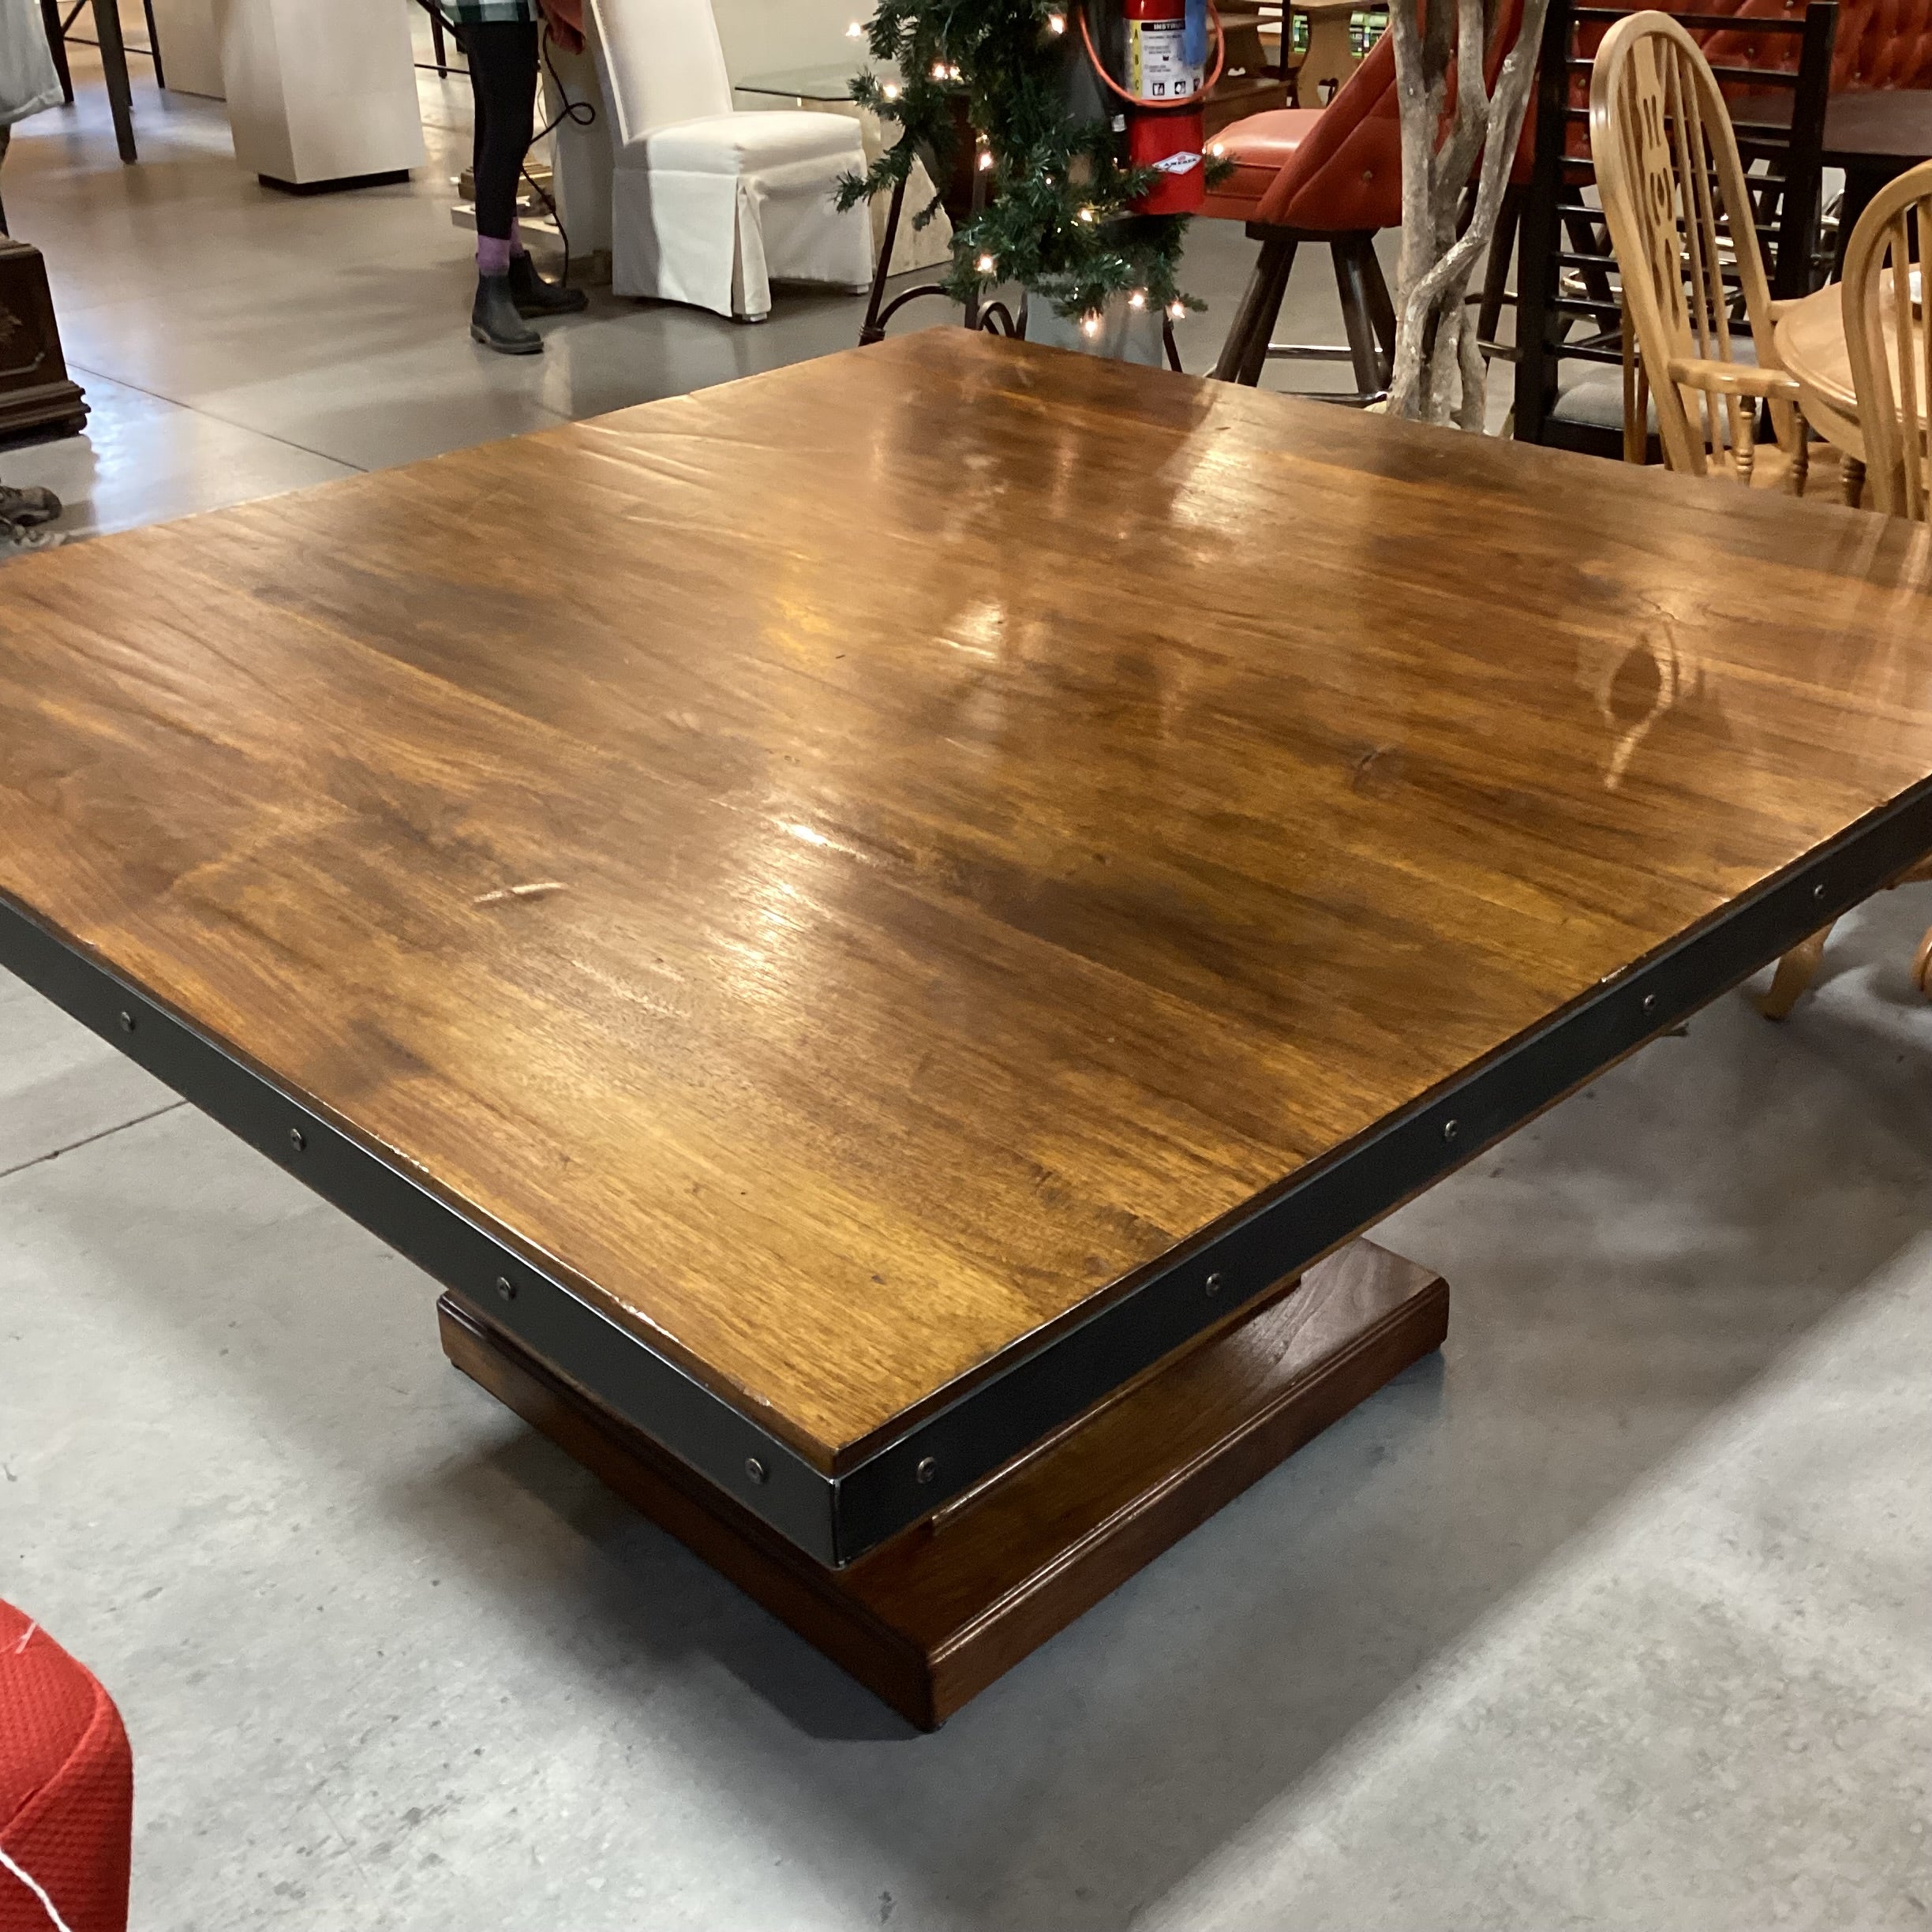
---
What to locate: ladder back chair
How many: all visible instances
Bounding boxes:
[1509,0,1834,454]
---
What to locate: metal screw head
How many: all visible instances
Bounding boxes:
[1204,1271,1224,1296]
[745,1456,769,1485]
[495,1275,517,1304]
[1642,992,1657,1013]
[117,1010,136,1033]
[288,1127,306,1152]
[1813,882,1827,901]
[915,1455,938,1485]
[1443,1118,1460,1143]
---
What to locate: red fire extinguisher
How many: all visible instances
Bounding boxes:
[1078,0,1226,215]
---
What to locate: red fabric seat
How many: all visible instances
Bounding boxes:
[0,1603,132,1932]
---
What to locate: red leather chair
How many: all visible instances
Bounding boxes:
[1205,29,1404,391]
[0,1603,133,1932]
[1207,2,1530,393]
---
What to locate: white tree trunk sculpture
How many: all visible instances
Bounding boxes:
[1386,0,1552,428]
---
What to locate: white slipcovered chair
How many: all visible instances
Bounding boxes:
[588,0,874,322]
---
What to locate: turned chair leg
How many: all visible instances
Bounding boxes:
[1913,926,1932,1000]
[1841,455,1866,507]
[1759,923,1834,1020]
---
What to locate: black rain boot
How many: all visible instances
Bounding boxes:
[507,253,589,318]
[471,272,543,355]
[0,484,60,527]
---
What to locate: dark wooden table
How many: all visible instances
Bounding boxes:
[6,331,1932,1726]
[1822,90,1932,271]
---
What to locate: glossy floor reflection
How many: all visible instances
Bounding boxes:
[6,31,1380,544]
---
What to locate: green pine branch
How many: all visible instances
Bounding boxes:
[835,0,1227,320]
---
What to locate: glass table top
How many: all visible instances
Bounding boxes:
[735,61,899,103]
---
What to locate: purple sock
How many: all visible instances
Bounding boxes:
[509,219,527,260]
[477,234,513,277]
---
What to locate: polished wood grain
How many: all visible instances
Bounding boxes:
[5,329,1932,1473]
[440,1239,1449,1728]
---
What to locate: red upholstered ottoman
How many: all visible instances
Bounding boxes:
[0,1604,131,1932]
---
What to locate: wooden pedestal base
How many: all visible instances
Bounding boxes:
[439,1240,1447,1728]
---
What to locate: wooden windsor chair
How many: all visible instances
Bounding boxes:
[1506,0,1836,457]
[1844,159,1932,522]
[1591,12,1932,1017]
[1777,159,1932,1005]
[1590,9,1814,491]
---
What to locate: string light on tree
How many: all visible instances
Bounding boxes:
[837,0,1230,325]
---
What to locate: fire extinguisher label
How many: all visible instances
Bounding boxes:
[1127,18,1201,100]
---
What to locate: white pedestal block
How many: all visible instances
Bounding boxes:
[152,0,225,98]
[215,0,426,189]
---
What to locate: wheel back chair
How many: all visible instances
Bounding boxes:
[1594,13,1932,1013]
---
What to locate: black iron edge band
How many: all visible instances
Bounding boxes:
[829,781,1932,1558]
[0,894,841,1567]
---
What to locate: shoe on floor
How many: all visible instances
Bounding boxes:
[0,484,59,527]
[471,273,543,355]
[0,516,64,554]
[507,253,589,318]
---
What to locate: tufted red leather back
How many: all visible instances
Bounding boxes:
[1687,0,1932,90]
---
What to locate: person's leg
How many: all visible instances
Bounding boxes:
[465,18,585,348]
[465,20,543,351]
[468,20,537,271]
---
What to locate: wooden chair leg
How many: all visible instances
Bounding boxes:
[1621,301,1647,465]
[1759,923,1833,1020]
[1212,232,1297,386]
[1478,184,1525,346]
[1359,235,1396,377]
[41,0,73,105]
[141,0,164,88]
[1332,236,1387,401]
[1913,925,1932,1000]
[431,8,448,75]
[1841,454,1866,507]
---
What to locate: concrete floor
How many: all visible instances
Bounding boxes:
[7,26,1374,544]
[3,32,1930,1932]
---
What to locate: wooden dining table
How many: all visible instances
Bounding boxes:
[6,331,1932,1728]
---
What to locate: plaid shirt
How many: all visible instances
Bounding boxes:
[437,0,539,22]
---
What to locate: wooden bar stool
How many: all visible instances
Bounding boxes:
[1204,30,1402,397]
[1208,0,1530,399]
